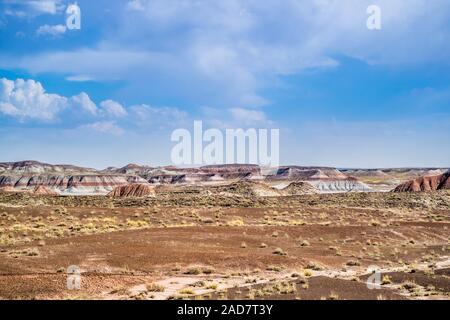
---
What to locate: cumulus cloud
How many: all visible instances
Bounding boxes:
[70,92,97,116]
[0,77,191,133]
[0,78,99,120]
[100,100,127,117]
[0,78,68,121]
[36,24,66,37]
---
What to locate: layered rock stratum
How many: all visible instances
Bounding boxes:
[33,186,59,196]
[394,171,450,192]
[108,184,156,197]
[4,160,446,196]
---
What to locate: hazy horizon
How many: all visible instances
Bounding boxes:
[1,158,449,172]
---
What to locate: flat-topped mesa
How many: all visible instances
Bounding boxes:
[0,160,96,175]
[266,166,348,180]
[200,164,261,173]
[108,184,156,198]
[103,163,155,175]
[394,171,450,192]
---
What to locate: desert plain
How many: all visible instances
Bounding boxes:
[0,162,449,300]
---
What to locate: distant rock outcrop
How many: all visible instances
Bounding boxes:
[308,178,372,193]
[108,184,156,197]
[282,182,318,195]
[0,174,148,196]
[212,181,283,197]
[265,167,371,192]
[394,171,450,192]
[267,166,347,180]
[0,160,95,175]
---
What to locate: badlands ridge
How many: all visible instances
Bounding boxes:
[0,161,448,196]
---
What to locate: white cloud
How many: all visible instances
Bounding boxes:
[70,92,97,116]
[2,0,64,17]
[36,24,66,37]
[0,77,191,133]
[100,100,127,117]
[0,78,67,121]
[27,0,62,14]
[81,121,124,136]
[0,78,100,120]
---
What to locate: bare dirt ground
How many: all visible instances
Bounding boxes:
[0,190,449,300]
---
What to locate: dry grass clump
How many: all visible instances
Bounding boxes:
[303,269,313,277]
[250,281,296,298]
[401,281,417,291]
[227,218,245,227]
[300,240,310,247]
[381,275,392,285]
[273,247,286,256]
[184,266,214,275]
[110,286,131,296]
[178,288,195,295]
[305,262,324,271]
[184,267,201,275]
[266,265,283,272]
[346,260,361,267]
[328,292,339,300]
[146,283,165,292]
[205,283,218,290]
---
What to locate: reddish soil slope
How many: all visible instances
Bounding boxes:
[33,186,58,196]
[394,171,450,192]
[108,184,156,197]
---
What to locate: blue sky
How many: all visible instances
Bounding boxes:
[1,0,450,168]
